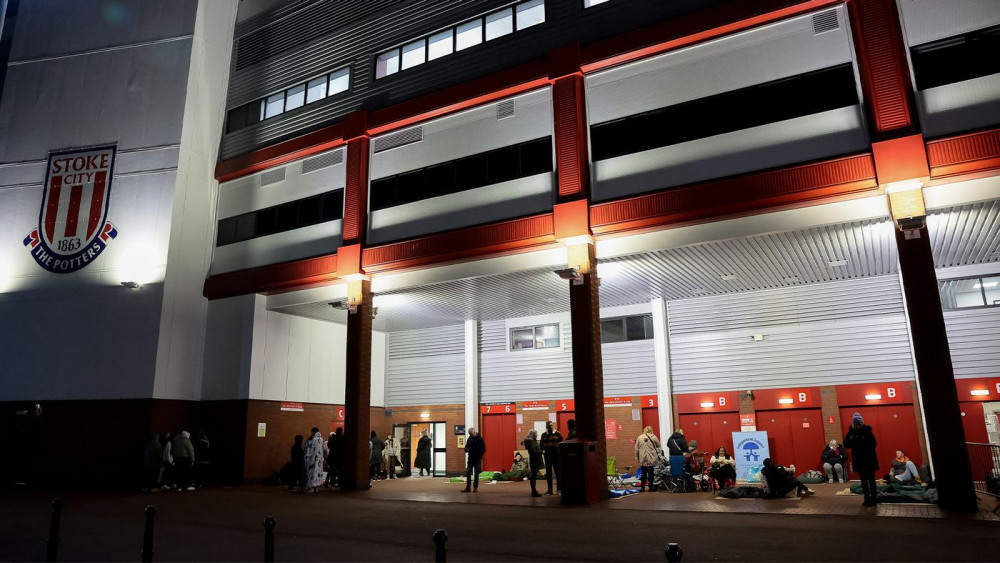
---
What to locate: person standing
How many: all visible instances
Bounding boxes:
[540,421,564,495]
[566,419,577,440]
[369,430,384,481]
[384,433,399,480]
[288,435,305,491]
[304,428,325,493]
[524,430,543,497]
[158,432,174,491]
[635,426,661,492]
[327,427,343,488]
[194,429,211,487]
[461,428,486,492]
[822,440,849,484]
[843,412,879,506]
[172,431,196,491]
[142,432,162,492]
[415,430,433,476]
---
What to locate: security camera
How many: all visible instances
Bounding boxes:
[329,300,357,314]
[554,267,583,285]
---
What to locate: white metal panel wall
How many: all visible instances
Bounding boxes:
[603,339,657,396]
[253,310,387,405]
[586,6,868,201]
[385,324,465,406]
[900,0,1000,138]
[667,275,915,393]
[367,89,554,245]
[944,307,1000,380]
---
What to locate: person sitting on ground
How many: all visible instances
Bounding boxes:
[761,458,815,498]
[822,440,849,484]
[510,452,529,475]
[710,446,737,487]
[886,450,922,485]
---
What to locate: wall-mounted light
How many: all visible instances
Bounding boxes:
[778,398,794,405]
[699,402,714,408]
[120,281,141,289]
[330,300,357,314]
[419,412,430,419]
[970,389,990,396]
[554,267,583,286]
[745,390,754,399]
[886,180,926,231]
[751,334,765,342]
[864,393,883,401]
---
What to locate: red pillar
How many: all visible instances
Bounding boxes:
[339,109,373,491]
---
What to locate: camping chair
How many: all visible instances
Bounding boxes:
[607,456,631,490]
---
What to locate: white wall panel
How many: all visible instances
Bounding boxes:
[211,220,342,274]
[915,75,1000,139]
[586,6,854,124]
[945,307,1000,380]
[898,0,1000,46]
[591,106,868,201]
[385,324,465,406]
[370,88,552,179]
[202,294,255,400]
[667,275,915,393]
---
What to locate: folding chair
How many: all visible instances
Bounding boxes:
[607,456,629,490]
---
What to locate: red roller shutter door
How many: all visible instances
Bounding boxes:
[557,411,575,437]
[757,409,825,472]
[678,412,740,457]
[641,408,659,436]
[839,405,921,478]
[481,413,516,472]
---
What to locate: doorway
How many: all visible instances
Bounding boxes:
[408,421,447,477]
[393,424,411,477]
[482,413,517,472]
[756,409,824,472]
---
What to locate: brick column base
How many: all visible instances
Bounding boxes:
[341,279,373,491]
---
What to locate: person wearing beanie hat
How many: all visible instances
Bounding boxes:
[843,412,879,506]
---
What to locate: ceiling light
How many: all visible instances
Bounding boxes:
[970,389,990,396]
[699,402,714,408]
[864,393,882,400]
[778,398,794,405]
[720,274,739,281]
[419,412,430,419]
[828,260,849,267]
[973,282,997,289]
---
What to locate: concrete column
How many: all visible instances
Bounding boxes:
[341,278,373,491]
[464,319,479,434]
[650,297,673,443]
[566,241,606,502]
[894,224,977,512]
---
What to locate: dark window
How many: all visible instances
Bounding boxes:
[601,314,654,344]
[590,64,859,162]
[369,137,553,211]
[910,24,1000,90]
[216,189,344,247]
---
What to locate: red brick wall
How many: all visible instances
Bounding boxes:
[242,400,386,481]
[820,386,842,443]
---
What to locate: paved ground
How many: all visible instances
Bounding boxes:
[2,478,998,562]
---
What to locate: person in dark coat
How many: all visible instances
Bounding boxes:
[843,412,879,506]
[288,435,305,491]
[524,430,544,497]
[761,458,815,497]
[540,421,564,494]
[566,419,577,440]
[461,427,486,492]
[667,429,688,456]
[369,430,385,480]
[142,432,162,492]
[326,427,343,488]
[415,430,433,476]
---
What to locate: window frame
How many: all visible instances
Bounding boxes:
[600,314,654,344]
[509,323,560,351]
[939,274,1000,311]
[225,66,352,134]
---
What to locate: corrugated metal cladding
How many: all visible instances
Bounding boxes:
[385,324,465,406]
[478,319,656,402]
[667,275,915,394]
[944,307,1000,380]
[222,0,720,159]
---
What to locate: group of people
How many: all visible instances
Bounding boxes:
[142,429,210,492]
[635,427,737,492]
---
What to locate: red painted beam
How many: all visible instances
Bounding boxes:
[361,214,556,274]
[590,153,878,235]
[927,128,1000,179]
[204,254,338,300]
[215,123,346,183]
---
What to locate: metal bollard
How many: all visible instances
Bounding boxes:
[432,529,447,563]
[263,516,276,563]
[45,498,63,562]
[664,542,683,562]
[141,506,155,563]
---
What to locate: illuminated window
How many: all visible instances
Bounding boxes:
[226,67,351,133]
[401,39,426,70]
[584,0,610,7]
[456,20,483,51]
[285,84,305,111]
[516,0,545,30]
[939,275,1000,309]
[306,76,327,103]
[510,324,560,351]
[328,68,350,95]
[264,93,284,119]
[428,29,454,61]
[485,8,513,40]
[376,50,400,78]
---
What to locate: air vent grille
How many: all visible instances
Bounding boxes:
[373,126,423,153]
[497,99,515,120]
[260,167,286,187]
[301,149,344,174]
[812,10,839,34]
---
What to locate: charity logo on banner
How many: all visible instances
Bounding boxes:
[732,431,770,482]
[23,146,118,273]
